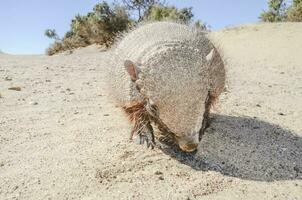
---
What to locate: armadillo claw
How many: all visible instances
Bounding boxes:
[141,132,156,149]
[133,131,155,149]
[131,120,155,149]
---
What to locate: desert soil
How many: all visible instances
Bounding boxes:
[1,23,302,200]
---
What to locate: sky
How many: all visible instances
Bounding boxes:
[0,0,269,55]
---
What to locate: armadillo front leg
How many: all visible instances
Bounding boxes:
[123,101,156,149]
[131,119,155,149]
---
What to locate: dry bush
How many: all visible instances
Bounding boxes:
[260,0,302,22]
[287,1,302,21]
[45,1,208,55]
[46,41,64,55]
[46,2,131,55]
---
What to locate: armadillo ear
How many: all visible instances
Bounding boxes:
[206,49,215,62]
[124,60,138,81]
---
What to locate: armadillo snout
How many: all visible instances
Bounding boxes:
[179,142,198,152]
[177,135,199,152]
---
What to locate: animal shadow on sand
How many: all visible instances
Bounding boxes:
[160,114,302,182]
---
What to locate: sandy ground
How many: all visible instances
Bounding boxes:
[0,23,302,200]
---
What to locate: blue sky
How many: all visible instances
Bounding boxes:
[0,0,268,54]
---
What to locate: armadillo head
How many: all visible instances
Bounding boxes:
[124,41,224,152]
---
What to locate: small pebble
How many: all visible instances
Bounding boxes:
[8,86,21,91]
[29,102,38,105]
[104,114,109,116]
[256,104,261,107]
[278,112,285,116]
[4,76,12,81]
[158,176,164,180]
[154,171,163,175]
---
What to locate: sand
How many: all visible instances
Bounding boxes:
[0,23,301,199]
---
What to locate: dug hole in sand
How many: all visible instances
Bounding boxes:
[0,23,301,199]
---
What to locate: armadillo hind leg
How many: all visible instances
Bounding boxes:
[199,92,213,141]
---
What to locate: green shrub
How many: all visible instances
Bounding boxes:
[45,1,208,55]
[46,1,131,55]
[260,10,284,22]
[143,5,193,24]
[260,0,302,22]
[260,0,286,22]
[121,0,161,21]
[287,0,302,21]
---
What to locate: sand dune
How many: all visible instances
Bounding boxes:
[0,23,301,199]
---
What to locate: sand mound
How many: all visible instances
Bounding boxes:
[0,23,301,199]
